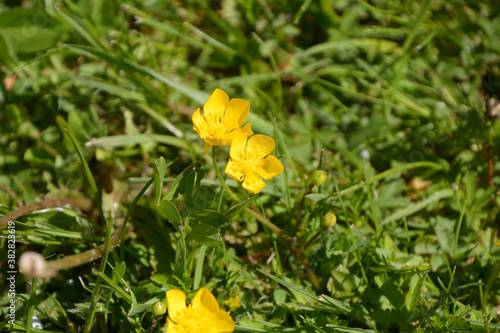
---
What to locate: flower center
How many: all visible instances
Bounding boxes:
[171,305,211,333]
[240,158,256,175]
[204,113,238,140]
[237,148,260,176]
[211,123,229,138]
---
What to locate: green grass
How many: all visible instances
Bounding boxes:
[1,0,500,332]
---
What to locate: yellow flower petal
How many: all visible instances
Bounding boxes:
[216,136,233,148]
[166,289,187,322]
[239,122,253,138]
[242,172,267,193]
[203,89,229,124]
[225,160,244,181]
[166,288,235,333]
[223,98,250,127]
[257,155,284,180]
[192,108,206,137]
[247,134,275,160]
[166,317,183,333]
[192,287,220,318]
[208,310,235,333]
[229,131,249,160]
[203,141,212,155]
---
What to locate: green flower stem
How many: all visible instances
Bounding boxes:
[146,318,158,333]
[304,226,327,250]
[25,278,37,333]
[48,231,122,274]
[295,184,313,236]
[212,146,240,202]
[479,282,490,333]
[318,149,325,192]
[180,227,187,278]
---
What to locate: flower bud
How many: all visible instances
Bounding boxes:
[311,170,327,186]
[151,301,166,316]
[323,212,337,227]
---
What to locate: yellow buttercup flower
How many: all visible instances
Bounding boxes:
[166,288,234,333]
[225,132,284,194]
[192,89,253,154]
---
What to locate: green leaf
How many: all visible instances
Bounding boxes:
[0,8,63,54]
[294,38,401,60]
[64,129,106,228]
[192,209,227,228]
[56,6,106,50]
[381,189,454,226]
[193,245,207,290]
[256,268,319,303]
[165,162,201,200]
[225,195,256,219]
[187,185,216,214]
[305,193,330,201]
[150,273,169,286]
[405,273,423,314]
[189,223,221,247]
[273,289,287,305]
[89,0,119,30]
[380,279,404,310]
[154,157,166,205]
[56,116,78,151]
[97,272,132,304]
[24,147,54,170]
[0,31,18,70]
[159,200,182,228]
[128,298,162,317]
[320,294,354,314]
[111,262,126,283]
[446,317,471,332]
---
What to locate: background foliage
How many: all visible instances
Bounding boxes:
[0,0,499,332]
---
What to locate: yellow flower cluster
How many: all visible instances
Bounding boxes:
[166,288,234,333]
[223,296,241,312]
[192,89,284,193]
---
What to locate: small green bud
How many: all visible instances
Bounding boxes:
[323,212,337,227]
[311,170,327,186]
[151,301,166,316]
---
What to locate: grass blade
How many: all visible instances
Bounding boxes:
[64,129,110,333]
